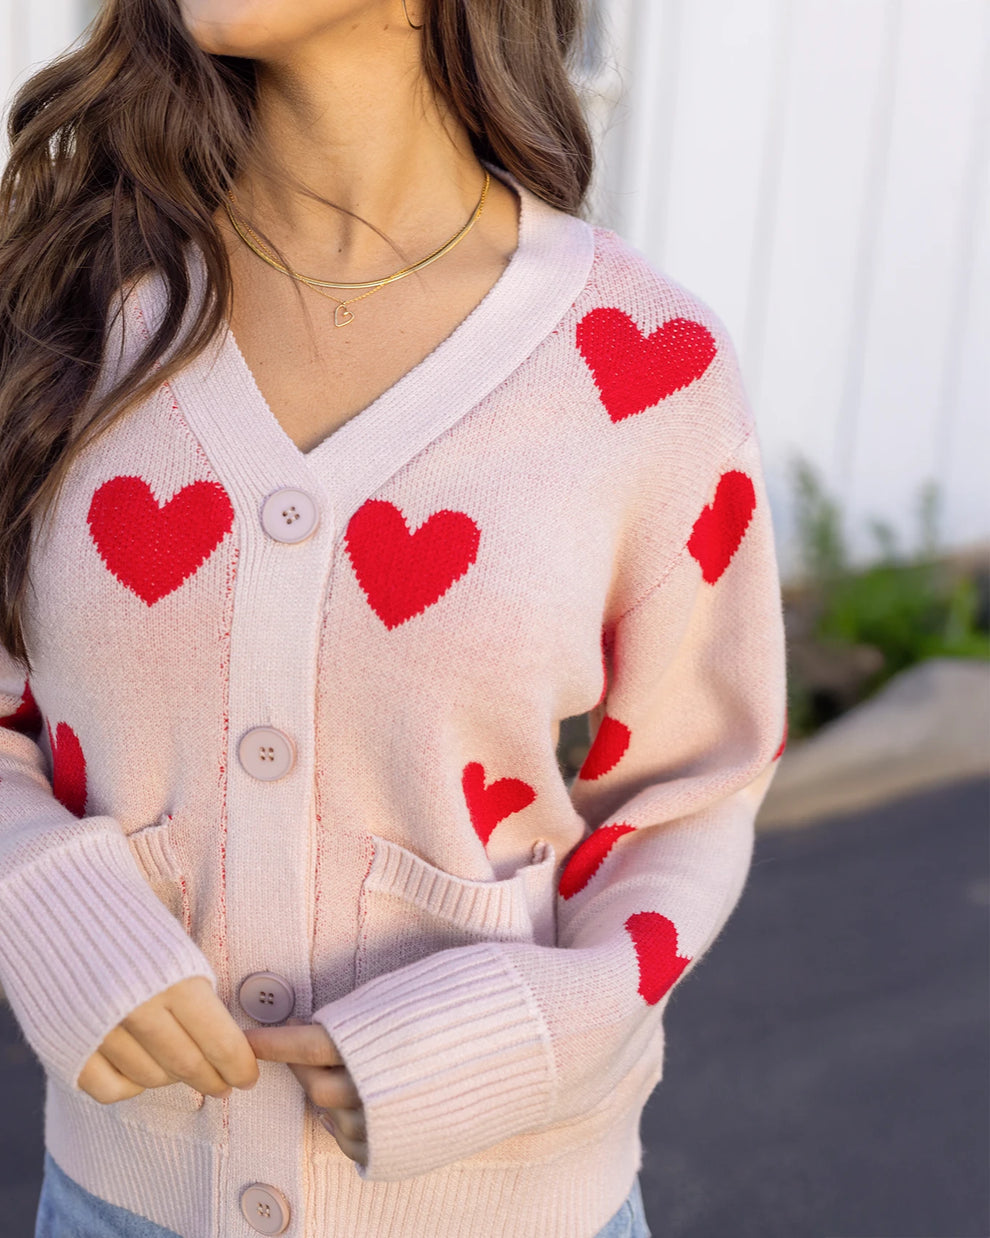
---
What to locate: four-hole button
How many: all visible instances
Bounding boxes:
[260,487,320,544]
[237,727,295,781]
[238,971,295,1024]
[240,1182,290,1235]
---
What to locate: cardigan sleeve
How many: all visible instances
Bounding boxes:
[0,667,217,1090]
[311,424,789,1182]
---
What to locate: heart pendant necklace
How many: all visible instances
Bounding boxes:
[333,304,355,329]
[222,170,491,328]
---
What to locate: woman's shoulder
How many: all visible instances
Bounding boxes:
[569,222,755,445]
[581,223,735,347]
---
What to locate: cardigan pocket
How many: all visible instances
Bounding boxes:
[125,812,191,935]
[355,837,557,987]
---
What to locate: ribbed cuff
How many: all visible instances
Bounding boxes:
[0,823,216,1088]
[311,944,555,1181]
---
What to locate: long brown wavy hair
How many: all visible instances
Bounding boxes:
[0,0,595,670]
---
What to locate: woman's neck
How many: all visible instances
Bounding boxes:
[227,20,494,279]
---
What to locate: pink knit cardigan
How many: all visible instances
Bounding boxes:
[0,166,787,1237]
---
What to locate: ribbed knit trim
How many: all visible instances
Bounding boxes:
[307,1127,643,1238]
[44,1071,644,1238]
[307,1106,644,1238]
[365,835,554,939]
[126,814,183,884]
[0,825,216,1087]
[311,944,555,1181]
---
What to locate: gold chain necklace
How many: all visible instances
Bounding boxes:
[222,170,491,328]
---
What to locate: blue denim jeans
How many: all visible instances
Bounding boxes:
[591,1175,652,1238]
[35,1152,182,1237]
[36,1148,651,1237]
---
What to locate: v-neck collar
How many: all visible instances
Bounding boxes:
[141,163,595,532]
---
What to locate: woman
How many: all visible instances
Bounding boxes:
[0,1,788,1235]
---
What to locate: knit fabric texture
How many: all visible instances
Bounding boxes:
[0,165,788,1238]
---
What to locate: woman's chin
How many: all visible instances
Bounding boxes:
[185,22,282,59]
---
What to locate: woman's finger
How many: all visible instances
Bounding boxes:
[122,1005,232,1097]
[323,1103,366,1144]
[167,978,259,1090]
[76,1050,146,1106]
[98,1025,176,1090]
[288,1062,361,1110]
[317,1111,368,1167]
[244,1022,341,1068]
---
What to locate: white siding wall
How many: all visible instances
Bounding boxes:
[3,1,988,583]
[0,0,88,132]
[589,0,990,581]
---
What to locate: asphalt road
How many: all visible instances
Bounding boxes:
[639,774,989,1238]
[2,775,987,1238]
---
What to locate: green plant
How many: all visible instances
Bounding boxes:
[783,672,822,743]
[791,457,848,587]
[788,458,989,697]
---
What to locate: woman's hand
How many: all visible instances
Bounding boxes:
[244,1020,367,1167]
[76,976,260,1104]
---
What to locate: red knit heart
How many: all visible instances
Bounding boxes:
[686,469,756,584]
[559,823,635,899]
[87,476,234,605]
[578,715,631,781]
[576,308,717,423]
[0,680,42,737]
[625,911,691,1006]
[47,720,87,818]
[346,499,481,630]
[462,762,537,846]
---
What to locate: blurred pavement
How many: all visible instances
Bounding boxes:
[759,657,990,830]
[640,772,989,1238]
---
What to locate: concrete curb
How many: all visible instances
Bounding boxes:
[757,657,990,830]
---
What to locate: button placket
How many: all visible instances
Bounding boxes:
[240,487,317,786]
[224,478,329,1228]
